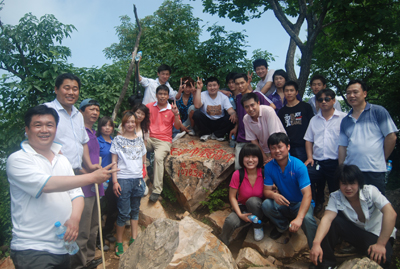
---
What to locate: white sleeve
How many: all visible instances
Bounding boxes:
[303,118,315,142]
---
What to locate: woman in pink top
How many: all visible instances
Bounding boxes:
[220,143,265,245]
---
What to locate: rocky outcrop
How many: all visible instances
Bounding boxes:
[119,218,180,269]
[165,136,235,212]
[242,223,308,259]
[235,247,276,269]
[385,188,400,228]
[338,257,383,269]
[138,193,168,227]
[167,216,237,269]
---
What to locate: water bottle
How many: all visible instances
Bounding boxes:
[229,96,236,110]
[135,51,142,62]
[103,180,109,191]
[385,160,393,184]
[248,215,258,224]
[54,222,79,255]
[229,135,236,148]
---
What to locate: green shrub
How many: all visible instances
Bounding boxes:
[0,169,12,247]
[200,184,229,213]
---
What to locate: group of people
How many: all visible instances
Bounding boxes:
[5,56,398,269]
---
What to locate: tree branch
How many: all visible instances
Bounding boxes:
[111,5,142,121]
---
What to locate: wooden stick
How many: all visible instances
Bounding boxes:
[95,157,106,269]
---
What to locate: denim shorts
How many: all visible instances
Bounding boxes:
[116,177,145,226]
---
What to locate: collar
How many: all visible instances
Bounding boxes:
[85,127,96,135]
[20,140,62,155]
[317,107,341,119]
[347,102,370,117]
[271,153,291,167]
[153,101,172,112]
[53,98,79,116]
[155,78,170,87]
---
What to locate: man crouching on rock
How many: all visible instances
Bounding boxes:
[310,164,397,269]
[7,105,117,269]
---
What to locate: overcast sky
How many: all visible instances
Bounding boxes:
[1,0,305,74]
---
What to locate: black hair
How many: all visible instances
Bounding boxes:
[157,64,172,74]
[241,92,259,107]
[335,164,364,189]
[238,143,264,169]
[346,79,367,92]
[283,80,299,92]
[55,73,81,90]
[80,99,100,112]
[226,72,238,84]
[234,73,248,83]
[316,88,336,100]
[132,104,150,134]
[205,77,220,86]
[267,132,290,148]
[156,84,170,95]
[310,74,327,86]
[272,69,288,82]
[25,105,60,127]
[252,59,268,71]
[97,116,115,137]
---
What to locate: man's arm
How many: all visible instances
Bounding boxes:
[171,100,182,130]
[264,185,290,205]
[226,107,237,124]
[310,210,338,266]
[368,203,397,264]
[64,196,84,242]
[229,123,238,139]
[289,186,312,233]
[82,143,101,172]
[193,85,202,109]
[338,146,347,165]
[384,132,397,161]
[260,81,273,95]
[305,141,314,166]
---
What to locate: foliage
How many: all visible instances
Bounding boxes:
[0,169,11,248]
[200,185,228,213]
[161,175,178,203]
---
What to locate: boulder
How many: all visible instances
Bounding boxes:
[207,209,250,243]
[0,257,14,269]
[167,216,237,269]
[165,136,235,212]
[285,261,311,268]
[338,257,383,269]
[139,193,168,227]
[119,218,180,269]
[242,222,308,258]
[385,188,400,228]
[235,247,275,269]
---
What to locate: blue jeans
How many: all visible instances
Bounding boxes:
[261,199,317,248]
[116,178,145,226]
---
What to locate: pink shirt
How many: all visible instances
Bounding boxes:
[243,105,286,154]
[229,168,264,205]
[147,102,176,143]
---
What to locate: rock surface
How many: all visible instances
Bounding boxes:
[119,218,179,269]
[138,193,168,227]
[242,222,308,258]
[385,188,400,228]
[235,247,275,269]
[338,257,383,269]
[0,257,14,269]
[167,216,237,269]
[165,136,235,212]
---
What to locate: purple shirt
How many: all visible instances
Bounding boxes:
[236,92,272,143]
[268,91,302,114]
[81,128,104,197]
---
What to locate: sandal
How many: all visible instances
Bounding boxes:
[115,242,124,257]
[129,238,135,246]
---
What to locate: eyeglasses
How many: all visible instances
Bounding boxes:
[317,97,332,103]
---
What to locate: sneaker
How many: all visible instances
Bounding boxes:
[172,131,186,142]
[270,227,283,240]
[200,134,211,142]
[144,184,149,196]
[105,234,116,243]
[187,127,195,136]
[149,192,160,202]
[211,133,225,141]
[253,227,264,241]
[97,243,110,251]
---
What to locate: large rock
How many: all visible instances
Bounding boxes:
[0,257,14,269]
[385,188,400,228]
[207,209,250,243]
[119,218,180,269]
[167,216,237,269]
[338,257,383,269]
[242,223,308,258]
[139,193,168,227]
[165,136,235,212]
[235,247,276,269]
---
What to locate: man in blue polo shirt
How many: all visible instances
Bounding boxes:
[261,132,317,249]
[338,80,398,195]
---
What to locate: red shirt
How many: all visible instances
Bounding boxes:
[146,102,176,143]
[229,168,264,204]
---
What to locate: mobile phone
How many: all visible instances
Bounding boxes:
[168,99,174,104]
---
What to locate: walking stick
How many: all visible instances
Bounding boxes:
[95,157,106,269]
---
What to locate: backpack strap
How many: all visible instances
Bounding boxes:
[238,168,245,190]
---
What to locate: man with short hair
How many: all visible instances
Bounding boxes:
[7,105,116,269]
[278,81,314,163]
[304,89,347,214]
[252,58,276,96]
[193,77,237,142]
[146,85,182,202]
[242,93,286,165]
[261,132,317,249]
[339,80,398,195]
[230,73,274,169]
[308,74,342,114]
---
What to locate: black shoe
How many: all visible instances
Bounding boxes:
[84,258,103,269]
[96,243,110,251]
[314,203,324,214]
[105,234,116,243]
[149,193,160,202]
[270,227,283,240]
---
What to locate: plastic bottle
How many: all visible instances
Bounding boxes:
[103,180,109,191]
[135,51,142,62]
[229,135,236,148]
[385,160,392,184]
[248,215,258,224]
[229,96,236,110]
[54,222,79,255]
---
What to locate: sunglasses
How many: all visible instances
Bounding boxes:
[317,97,332,103]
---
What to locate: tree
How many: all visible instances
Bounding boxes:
[201,0,399,97]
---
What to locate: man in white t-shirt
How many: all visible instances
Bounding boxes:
[193,77,237,141]
[7,105,116,269]
[253,58,276,96]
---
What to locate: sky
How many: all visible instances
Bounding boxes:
[1,0,305,75]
